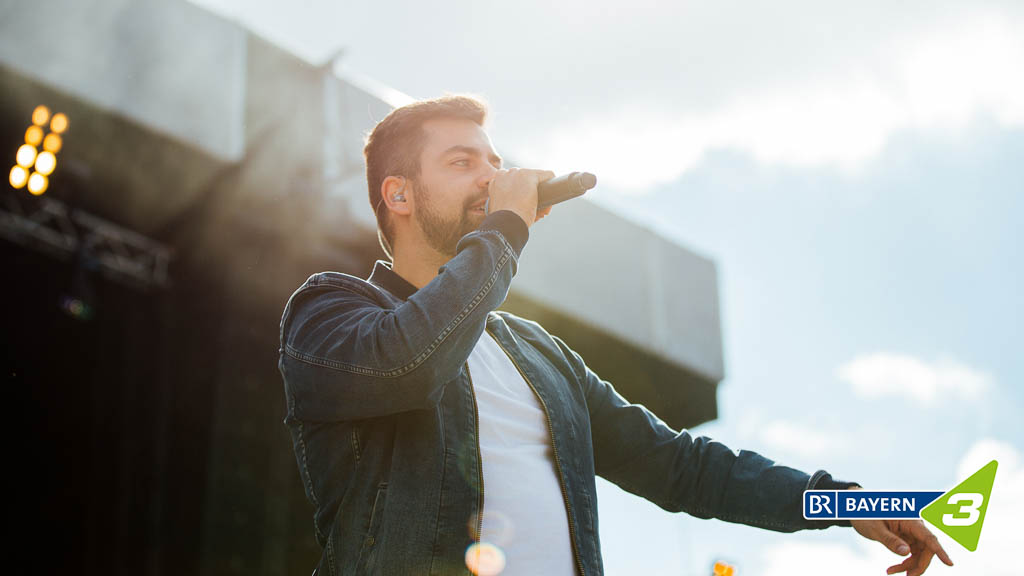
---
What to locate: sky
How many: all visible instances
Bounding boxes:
[187,1,1023,573]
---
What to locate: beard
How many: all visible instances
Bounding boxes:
[413,179,484,258]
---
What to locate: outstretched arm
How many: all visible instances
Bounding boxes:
[550,333,852,532]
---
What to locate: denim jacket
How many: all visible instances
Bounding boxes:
[278,210,852,575]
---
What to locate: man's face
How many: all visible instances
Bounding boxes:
[410,117,502,257]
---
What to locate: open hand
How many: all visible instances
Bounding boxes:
[851,518,953,576]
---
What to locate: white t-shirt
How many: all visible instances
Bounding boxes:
[465,330,576,576]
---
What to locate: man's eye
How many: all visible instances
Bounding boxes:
[452,159,470,166]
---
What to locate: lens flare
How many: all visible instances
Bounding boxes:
[9,166,28,189]
[467,510,515,545]
[465,542,506,576]
[16,144,37,168]
[25,125,44,146]
[32,105,50,126]
[60,296,94,321]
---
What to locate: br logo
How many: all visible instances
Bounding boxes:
[804,460,998,552]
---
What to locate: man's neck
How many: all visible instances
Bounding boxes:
[390,244,452,290]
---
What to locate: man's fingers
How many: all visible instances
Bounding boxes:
[935,545,954,567]
[909,549,934,576]
[523,169,556,185]
[887,557,913,574]
[887,547,935,576]
[879,528,912,556]
[856,520,951,575]
[908,521,954,567]
[923,529,953,567]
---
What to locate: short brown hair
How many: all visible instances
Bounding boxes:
[364,94,489,259]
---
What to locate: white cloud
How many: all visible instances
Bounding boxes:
[760,419,842,459]
[956,439,1019,481]
[759,438,1022,576]
[836,353,990,404]
[522,9,1024,192]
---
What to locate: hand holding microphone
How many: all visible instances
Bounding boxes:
[486,169,597,226]
[486,168,555,228]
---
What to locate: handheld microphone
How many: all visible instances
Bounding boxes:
[537,172,597,208]
[482,171,597,214]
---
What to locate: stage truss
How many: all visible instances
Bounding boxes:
[0,190,172,288]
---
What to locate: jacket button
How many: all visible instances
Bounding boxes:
[366,537,375,547]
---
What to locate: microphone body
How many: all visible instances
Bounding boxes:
[536,172,597,208]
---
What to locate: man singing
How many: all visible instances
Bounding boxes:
[278,95,952,575]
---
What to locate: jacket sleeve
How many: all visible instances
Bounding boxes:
[550,334,854,532]
[279,210,528,422]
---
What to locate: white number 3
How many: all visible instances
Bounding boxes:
[942,492,984,526]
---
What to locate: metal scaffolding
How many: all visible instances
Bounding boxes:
[0,190,172,288]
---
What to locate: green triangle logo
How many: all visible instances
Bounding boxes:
[920,460,998,552]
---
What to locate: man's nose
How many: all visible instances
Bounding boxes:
[477,164,498,189]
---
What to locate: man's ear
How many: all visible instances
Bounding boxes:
[381,176,411,216]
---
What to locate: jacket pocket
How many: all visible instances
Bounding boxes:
[355,482,388,573]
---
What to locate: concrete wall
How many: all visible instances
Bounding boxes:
[0,0,246,161]
[520,200,724,382]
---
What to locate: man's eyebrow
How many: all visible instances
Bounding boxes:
[441,145,502,168]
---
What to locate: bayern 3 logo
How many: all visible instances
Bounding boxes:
[803,460,998,552]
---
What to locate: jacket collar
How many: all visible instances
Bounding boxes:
[367,260,419,301]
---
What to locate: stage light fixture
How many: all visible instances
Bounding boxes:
[50,113,69,134]
[43,133,63,153]
[16,144,37,168]
[10,106,68,193]
[35,151,57,176]
[25,125,44,146]
[32,105,50,126]
[9,165,28,189]
[27,172,48,195]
